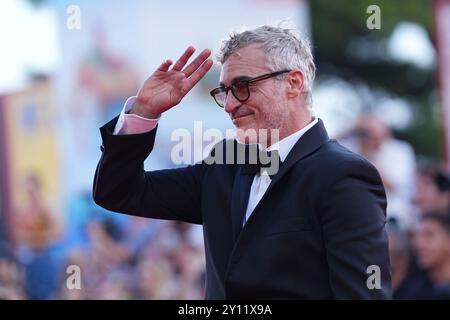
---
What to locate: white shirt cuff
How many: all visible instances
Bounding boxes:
[113,96,160,135]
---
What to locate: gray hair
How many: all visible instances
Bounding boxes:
[216,24,316,109]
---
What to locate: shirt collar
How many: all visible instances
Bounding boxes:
[266,118,319,162]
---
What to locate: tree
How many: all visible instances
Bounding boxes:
[310,0,440,160]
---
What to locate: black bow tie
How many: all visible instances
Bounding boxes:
[240,148,282,177]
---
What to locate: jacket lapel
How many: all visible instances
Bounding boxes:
[230,168,254,241]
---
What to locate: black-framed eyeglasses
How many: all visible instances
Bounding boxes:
[209,70,291,108]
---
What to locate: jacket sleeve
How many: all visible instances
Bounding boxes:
[318,157,392,299]
[93,116,204,224]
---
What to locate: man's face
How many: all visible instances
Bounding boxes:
[413,172,450,212]
[415,219,450,269]
[220,44,287,143]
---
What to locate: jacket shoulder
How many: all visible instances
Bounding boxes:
[309,139,383,183]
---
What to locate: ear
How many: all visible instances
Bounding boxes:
[285,69,304,99]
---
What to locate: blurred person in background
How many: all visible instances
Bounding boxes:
[0,258,26,299]
[414,212,450,299]
[134,256,177,299]
[413,166,450,216]
[93,25,391,299]
[387,218,434,299]
[12,174,60,251]
[81,218,132,298]
[94,270,133,300]
[131,221,205,299]
[0,242,26,300]
[171,242,205,300]
[340,113,416,228]
[11,173,61,299]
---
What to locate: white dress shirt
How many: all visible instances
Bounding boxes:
[114,97,318,224]
[113,96,159,135]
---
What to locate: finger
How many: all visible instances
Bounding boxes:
[171,46,196,71]
[182,48,211,77]
[184,59,213,91]
[156,59,173,72]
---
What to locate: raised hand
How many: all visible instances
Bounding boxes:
[130,46,213,119]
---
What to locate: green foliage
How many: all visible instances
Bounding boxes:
[310,0,440,160]
[310,0,432,55]
[26,0,47,7]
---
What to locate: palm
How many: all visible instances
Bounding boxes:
[137,47,213,115]
[146,70,191,110]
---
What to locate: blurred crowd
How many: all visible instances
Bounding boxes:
[0,185,206,299]
[340,113,450,299]
[2,112,450,300]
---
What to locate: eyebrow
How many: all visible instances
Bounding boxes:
[219,75,253,87]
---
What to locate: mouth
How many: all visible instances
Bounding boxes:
[232,112,253,122]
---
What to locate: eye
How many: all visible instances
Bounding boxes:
[231,81,249,101]
[233,81,248,92]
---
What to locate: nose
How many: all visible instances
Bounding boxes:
[224,91,241,114]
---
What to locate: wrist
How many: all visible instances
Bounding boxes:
[129,100,160,119]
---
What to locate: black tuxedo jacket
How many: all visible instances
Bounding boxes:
[93,117,392,299]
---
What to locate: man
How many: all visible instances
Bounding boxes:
[414,212,450,299]
[387,217,434,299]
[93,25,391,299]
[414,167,450,216]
